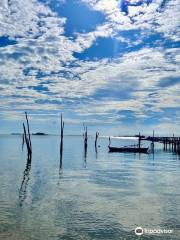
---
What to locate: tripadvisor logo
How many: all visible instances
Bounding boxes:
[135,226,173,236]
[135,227,143,236]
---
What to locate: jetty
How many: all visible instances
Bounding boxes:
[144,136,180,153]
[108,133,180,154]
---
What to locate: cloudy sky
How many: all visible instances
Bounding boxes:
[0,0,179,135]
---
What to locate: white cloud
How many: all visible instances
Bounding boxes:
[81,0,180,40]
[0,0,66,38]
[0,0,179,132]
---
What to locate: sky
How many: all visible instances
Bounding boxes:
[0,0,179,135]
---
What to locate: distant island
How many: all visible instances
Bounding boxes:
[32,132,48,136]
[11,132,48,136]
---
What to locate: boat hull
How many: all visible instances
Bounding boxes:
[108,146,149,153]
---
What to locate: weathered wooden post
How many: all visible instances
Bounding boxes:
[22,112,32,160]
[60,113,64,169]
[83,125,88,166]
[95,131,99,150]
[25,112,32,151]
[19,112,32,205]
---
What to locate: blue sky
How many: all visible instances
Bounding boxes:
[0,0,179,135]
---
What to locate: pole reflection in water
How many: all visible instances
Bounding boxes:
[95,145,99,160]
[83,146,87,168]
[19,156,32,207]
[95,148,98,159]
[58,153,63,183]
[60,152,63,170]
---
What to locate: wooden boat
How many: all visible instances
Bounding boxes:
[108,146,149,153]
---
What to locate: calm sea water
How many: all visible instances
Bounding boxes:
[0,135,180,240]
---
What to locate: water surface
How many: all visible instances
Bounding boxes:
[0,135,180,239]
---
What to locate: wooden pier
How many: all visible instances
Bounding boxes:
[143,136,180,154]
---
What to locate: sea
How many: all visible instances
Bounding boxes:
[0,135,180,240]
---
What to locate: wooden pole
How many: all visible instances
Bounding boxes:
[60,113,64,169]
[95,131,99,149]
[23,112,32,161]
[83,125,88,166]
[25,112,32,151]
